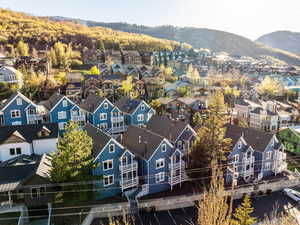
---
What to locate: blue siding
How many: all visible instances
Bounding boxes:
[131,102,153,127]
[92,99,114,131]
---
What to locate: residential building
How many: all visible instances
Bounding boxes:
[115,97,155,128]
[122,50,142,65]
[225,124,286,186]
[0,154,53,208]
[0,123,58,162]
[65,82,82,103]
[82,75,102,98]
[0,66,23,87]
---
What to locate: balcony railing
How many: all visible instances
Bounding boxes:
[111,126,127,133]
[119,162,138,172]
[111,116,124,123]
[27,114,43,124]
[120,177,139,190]
[71,115,85,122]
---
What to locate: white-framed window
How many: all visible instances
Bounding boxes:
[9,147,21,156]
[62,100,68,107]
[12,121,22,125]
[141,104,145,111]
[71,110,78,116]
[103,160,113,171]
[265,162,271,170]
[266,151,272,160]
[177,141,182,149]
[58,111,67,119]
[31,186,46,198]
[104,102,108,109]
[137,114,144,122]
[161,144,167,152]
[155,172,165,183]
[11,110,21,118]
[109,144,115,153]
[233,154,239,163]
[104,175,114,186]
[238,141,242,149]
[100,113,107,120]
[156,158,165,169]
[16,98,22,105]
[58,122,67,130]
[28,108,35,115]
[99,123,108,129]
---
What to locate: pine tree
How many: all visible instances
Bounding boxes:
[51,122,94,183]
[232,195,257,225]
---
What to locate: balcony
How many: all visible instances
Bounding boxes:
[111,116,124,123]
[120,177,139,190]
[111,126,127,134]
[27,114,43,124]
[242,156,255,163]
[71,115,85,122]
[119,162,138,172]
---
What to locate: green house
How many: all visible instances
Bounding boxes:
[277,126,300,154]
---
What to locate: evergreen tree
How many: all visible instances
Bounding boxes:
[89,65,100,75]
[51,122,94,183]
[0,82,14,101]
[232,195,257,225]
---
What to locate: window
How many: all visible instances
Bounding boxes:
[28,109,35,115]
[233,155,239,163]
[265,162,271,170]
[103,160,113,171]
[238,141,242,149]
[247,151,251,159]
[99,123,108,129]
[10,148,15,155]
[155,172,165,183]
[62,100,68,107]
[16,148,21,155]
[137,114,144,121]
[12,121,22,125]
[266,151,272,160]
[58,111,67,119]
[31,188,38,198]
[16,98,22,105]
[104,175,114,186]
[40,187,46,196]
[109,144,115,153]
[104,103,108,109]
[17,190,24,200]
[100,113,107,120]
[59,122,67,130]
[246,164,250,170]
[71,110,78,116]
[177,141,182,149]
[161,144,167,152]
[156,159,165,169]
[141,104,145,111]
[11,110,21,118]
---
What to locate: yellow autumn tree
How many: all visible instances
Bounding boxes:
[121,76,133,96]
[257,76,283,98]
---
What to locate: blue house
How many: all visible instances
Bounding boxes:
[115,97,155,128]
[85,119,189,200]
[41,93,86,132]
[224,124,287,186]
[80,94,126,135]
[0,92,43,126]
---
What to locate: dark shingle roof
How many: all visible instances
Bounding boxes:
[115,97,142,114]
[120,126,164,160]
[250,107,278,116]
[83,123,111,158]
[235,99,250,106]
[225,124,274,152]
[0,123,59,145]
[41,92,64,110]
[146,115,188,142]
[0,154,52,192]
[80,94,105,113]
[0,92,18,110]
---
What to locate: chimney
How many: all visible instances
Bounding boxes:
[138,136,142,144]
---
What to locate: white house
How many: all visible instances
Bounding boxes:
[0,123,59,162]
[0,66,23,87]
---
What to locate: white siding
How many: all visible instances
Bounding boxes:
[0,142,32,162]
[32,138,58,155]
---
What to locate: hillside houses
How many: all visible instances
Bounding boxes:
[0,66,23,87]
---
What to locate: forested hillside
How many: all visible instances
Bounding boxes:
[0,9,186,53]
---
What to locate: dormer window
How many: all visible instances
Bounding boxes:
[16,98,22,106]
[109,144,115,153]
[141,104,145,111]
[104,103,108,109]
[238,141,242,149]
[233,155,239,163]
[62,100,68,107]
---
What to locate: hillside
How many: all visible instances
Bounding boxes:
[50,18,300,66]
[256,31,300,56]
[0,9,184,52]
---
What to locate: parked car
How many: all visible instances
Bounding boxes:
[283,188,300,202]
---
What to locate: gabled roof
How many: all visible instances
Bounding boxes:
[83,123,111,158]
[225,124,274,153]
[146,115,188,143]
[115,97,143,114]
[119,125,165,160]
[0,154,52,192]
[0,92,36,111]
[0,123,59,145]
[80,94,105,113]
[41,92,65,111]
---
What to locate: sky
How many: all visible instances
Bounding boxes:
[0,0,299,40]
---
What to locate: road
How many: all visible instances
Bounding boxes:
[93,187,300,225]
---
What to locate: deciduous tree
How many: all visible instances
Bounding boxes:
[231,195,257,225]
[89,65,100,75]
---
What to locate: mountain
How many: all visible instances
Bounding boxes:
[50,17,300,66]
[0,9,183,53]
[256,31,300,56]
